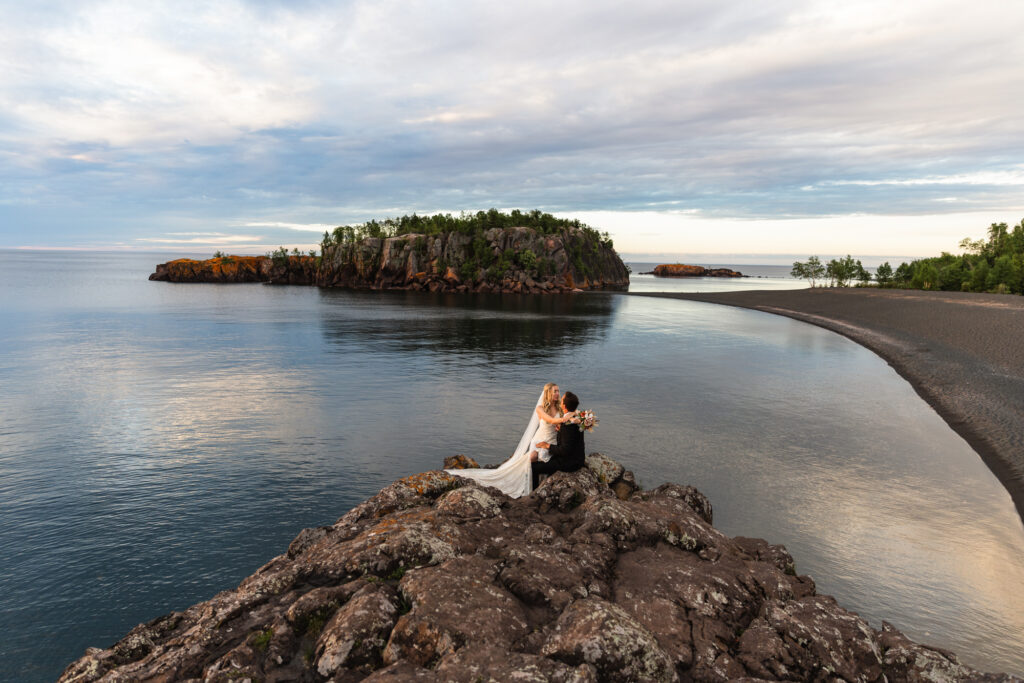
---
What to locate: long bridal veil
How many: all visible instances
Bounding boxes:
[511,391,543,465]
[443,391,544,498]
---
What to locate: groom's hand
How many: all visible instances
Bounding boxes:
[536,441,549,449]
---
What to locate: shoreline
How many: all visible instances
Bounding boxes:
[627,288,1024,523]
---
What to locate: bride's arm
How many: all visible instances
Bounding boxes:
[535,407,575,424]
[535,406,565,424]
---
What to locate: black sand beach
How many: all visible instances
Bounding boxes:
[632,288,1024,521]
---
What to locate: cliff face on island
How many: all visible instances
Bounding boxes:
[60,455,1016,683]
[648,264,743,278]
[317,226,628,293]
[149,227,630,294]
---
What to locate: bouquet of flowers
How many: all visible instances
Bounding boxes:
[574,409,599,432]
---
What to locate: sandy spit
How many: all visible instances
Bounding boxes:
[629,288,1024,521]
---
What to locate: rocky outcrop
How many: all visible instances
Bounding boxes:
[59,457,1018,682]
[317,226,628,293]
[148,255,317,285]
[645,264,744,278]
[149,227,630,294]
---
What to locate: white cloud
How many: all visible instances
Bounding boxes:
[0,1,317,146]
[818,169,1024,187]
[244,221,334,232]
[402,110,493,125]
[135,234,258,244]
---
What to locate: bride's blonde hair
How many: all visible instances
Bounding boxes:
[541,382,562,416]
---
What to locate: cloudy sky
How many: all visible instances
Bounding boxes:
[2,0,1023,262]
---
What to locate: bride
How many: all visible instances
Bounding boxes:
[445,383,573,498]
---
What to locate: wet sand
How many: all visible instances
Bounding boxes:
[631,288,1024,521]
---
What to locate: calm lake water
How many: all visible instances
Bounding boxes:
[2,251,1023,679]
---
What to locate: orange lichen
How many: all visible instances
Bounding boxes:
[395,472,459,497]
[366,509,438,539]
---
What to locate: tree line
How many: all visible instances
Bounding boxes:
[790,255,872,287]
[791,219,1024,294]
[228,210,615,277]
[319,209,614,251]
[307,209,617,284]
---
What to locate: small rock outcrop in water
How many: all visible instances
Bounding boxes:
[60,456,1017,682]
[149,227,629,294]
[149,255,317,285]
[644,264,744,278]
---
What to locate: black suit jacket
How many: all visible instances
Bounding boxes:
[547,421,586,471]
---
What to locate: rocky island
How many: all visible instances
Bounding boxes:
[150,211,630,294]
[643,264,744,278]
[149,254,319,286]
[60,455,1017,682]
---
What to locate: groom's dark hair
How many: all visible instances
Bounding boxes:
[562,392,579,412]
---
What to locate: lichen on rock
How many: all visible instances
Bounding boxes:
[148,254,317,284]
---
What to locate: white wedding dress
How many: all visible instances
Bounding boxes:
[445,392,557,498]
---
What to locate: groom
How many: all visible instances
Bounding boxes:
[531,391,585,490]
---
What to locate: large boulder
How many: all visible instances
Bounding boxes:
[442,454,479,469]
[541,597,675,681]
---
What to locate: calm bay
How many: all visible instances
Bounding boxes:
[1,250,1022,679]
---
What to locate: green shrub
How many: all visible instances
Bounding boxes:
[251,627,273,652]
[516,249,538,273]
[459,259,478,282]
[397,594,412,615]
[487,255,512,282]
[267,246,290,268]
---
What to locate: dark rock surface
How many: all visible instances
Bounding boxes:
[59,457,1018,682]
[149,227,630,294]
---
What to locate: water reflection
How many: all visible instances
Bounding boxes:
[317,289,616,361]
